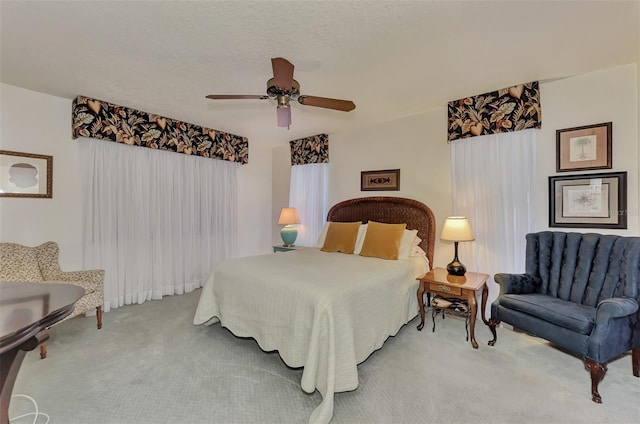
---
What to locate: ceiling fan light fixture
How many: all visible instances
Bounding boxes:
[277,94,290,107]
[206,57,355,128]
[277,105,291,128]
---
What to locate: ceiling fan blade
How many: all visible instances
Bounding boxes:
[206,95,268,100]
[298,95,356,112]
[271,57,294,91]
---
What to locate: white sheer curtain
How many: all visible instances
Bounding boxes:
[289,163,328,247]
[450,129,537,310]
[80,139,239,312]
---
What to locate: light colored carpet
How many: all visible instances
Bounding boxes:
[10,289,640,424]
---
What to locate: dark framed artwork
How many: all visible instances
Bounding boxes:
[361,169,400,191]
[556,122,612,172]
[549,171,627,229]
[0,150,53,198]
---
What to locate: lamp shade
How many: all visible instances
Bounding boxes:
[440,216,474,242]
[278,207,301,225]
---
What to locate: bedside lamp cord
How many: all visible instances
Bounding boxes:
[9,394,50,424]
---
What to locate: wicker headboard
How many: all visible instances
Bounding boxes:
[327,196,436,269]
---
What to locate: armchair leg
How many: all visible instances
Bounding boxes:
[96,306,102,330]
[39,343,47,360]
[584,357,607,403]
[488,318,499,346]
[38,306,102,360]
[633,348,639,377]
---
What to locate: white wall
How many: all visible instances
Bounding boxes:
[237,144,273,257]
[0,83,273,269]
[271,144,291,245]
[272,109,454,268]
[536,63,639,234]
[328,110,453,268]
[5,64,631,275]
[272,63,640,272]
[0,83,84,269]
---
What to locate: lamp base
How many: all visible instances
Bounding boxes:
[446,260,466,276]
[280,225,298,247]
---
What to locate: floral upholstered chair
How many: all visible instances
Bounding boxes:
[0,241,104,358]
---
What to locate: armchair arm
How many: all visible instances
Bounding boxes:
[494,273,541,295]
[44,269,104,294]
[588,297,639,362]
[595,297,639,321]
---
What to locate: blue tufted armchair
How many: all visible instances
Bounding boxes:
[489,231,640,403]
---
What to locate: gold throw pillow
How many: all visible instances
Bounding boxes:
[321,222,362,254]
[359,221,407,260]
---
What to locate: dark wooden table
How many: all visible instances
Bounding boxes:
[0,282,85,424]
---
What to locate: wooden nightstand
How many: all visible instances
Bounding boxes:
[416,267,490,349]
[272,245,304,253]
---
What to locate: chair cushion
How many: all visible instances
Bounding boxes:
[500,293,595,335]
[0,243,44,282]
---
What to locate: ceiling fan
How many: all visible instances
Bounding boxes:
[206,57,356,129]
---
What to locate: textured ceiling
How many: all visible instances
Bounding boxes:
[1,1,638,147]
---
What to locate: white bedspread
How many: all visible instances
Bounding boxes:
[193,248,427,423]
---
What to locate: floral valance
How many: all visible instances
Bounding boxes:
[447,81,541,142]
[290,134,329,165]
[72,96,248,164]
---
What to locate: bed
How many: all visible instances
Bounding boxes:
[193,196,436,423]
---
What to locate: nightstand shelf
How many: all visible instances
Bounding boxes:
[430,295,471,341]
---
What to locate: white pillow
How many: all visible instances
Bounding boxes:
[398,229,419,260]
[314,222,330,248]
[353,224,368,254]
[410,245,427,257]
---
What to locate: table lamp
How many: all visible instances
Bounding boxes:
[440,216,474,276]
[278,207,301,247]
